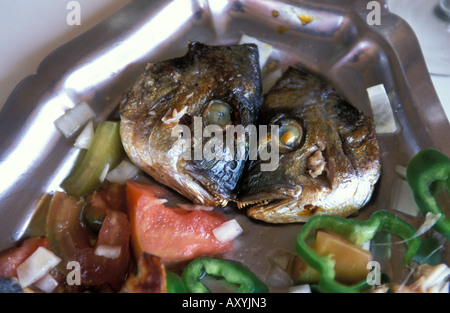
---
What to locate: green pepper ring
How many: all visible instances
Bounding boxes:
[182,257,269,293]
[406,148,450,237]
[295,210,421,293]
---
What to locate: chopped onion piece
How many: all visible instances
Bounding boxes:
[106,159,140,184]
[16,247,61,288]
[362,240,371,251]
[177,203,214,211]
[421,264,450,292]
[54,101,96,138]
[438,282,450,293]
[94,245,121,259]
[391,178,421,217]
[395,164,407,179]
[74,119,94,149]
[33,273,58,293]
[262,68,283,94]
[239,34,273,69]
[416,212,442,237]
[213,219,243,243]
[289,284,312,293]
[99,163,110,183]
[367,84,398,134]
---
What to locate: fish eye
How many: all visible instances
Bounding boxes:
[203,100,232,128]
[277,119,303,150]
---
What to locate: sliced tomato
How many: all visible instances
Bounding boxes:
[126,180,233,267]
[0,237,49,279]
[46,191,130,291]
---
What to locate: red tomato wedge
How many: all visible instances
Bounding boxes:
[126,180,233,266]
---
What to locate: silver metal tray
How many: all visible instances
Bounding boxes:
[0,0,449,292]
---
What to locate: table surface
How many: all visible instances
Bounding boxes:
[0,0,449,122]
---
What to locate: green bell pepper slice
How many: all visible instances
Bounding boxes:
[166,271,187,293]
[182,257,268,293]
[406,148,450,237]
[295,210,421,293]
[61,120,123,197]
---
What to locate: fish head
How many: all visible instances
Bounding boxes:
[120,42,263,206]
[238,67,381,223]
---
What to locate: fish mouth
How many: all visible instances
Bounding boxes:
[236,184,302,210]
[238,176,377,223]
[183,159,247,207]
[153,163,232,207]
[236,198,288,211]
[189,175,232,207]
[236,196,312,224]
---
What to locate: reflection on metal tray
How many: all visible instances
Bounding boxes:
[0,0,448,291]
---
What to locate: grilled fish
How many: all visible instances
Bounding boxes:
[120,42,263,207]
[238,67,381,223]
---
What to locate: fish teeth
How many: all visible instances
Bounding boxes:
[237,200,269,209]
[214,197,229,207]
